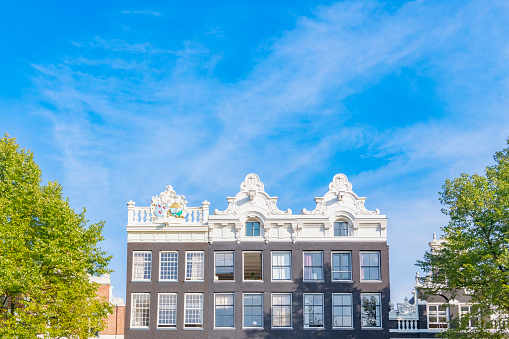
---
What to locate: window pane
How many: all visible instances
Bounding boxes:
[361,294,381,328]
[244,294,263,328]
[272,294,292,328]
[133,251,151,281]
[244,252,262,280]
[304,252,323,280]
[332,253,352,281]
[185,294,203,327]
[159,252,177,281]
[215,294,234,328]
[131,293,150,327]
[215,252,234,281]
[158,293,176,327]
[304,294,323,328]
[186,252,204,281]
[360,252,380,280]
[272,252,291,280]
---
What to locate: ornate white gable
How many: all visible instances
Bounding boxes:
[301,173,380,217]
[214,173,291,217]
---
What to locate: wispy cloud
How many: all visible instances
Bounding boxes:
[121,10,162,16]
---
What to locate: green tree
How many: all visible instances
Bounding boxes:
[417,139,509,338]
[0,134,112,338]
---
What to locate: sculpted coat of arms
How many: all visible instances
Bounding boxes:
[150,185,187,219]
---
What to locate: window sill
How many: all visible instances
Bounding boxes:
[157,327,176,330]
[129,327,150,330]
[332,280,353,283]
[360,280,382,283]
[130,280,151,283]
[333,327,354,330]
[271,279,292,282]
[184,280,205,282]
[243,280,264,282]
[183,327,203,330]
[243,327,264,330]
[158,280,177,283]
[303,280,325,283]
[304,327,325,330]
[213,327,235,330]
[271,327,293,330]
[361,327,383,330]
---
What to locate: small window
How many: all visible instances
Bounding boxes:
[244,293,263,328]
[132,251,151,281]
[246,222,260,236]
[185,251,204,281]
[304,294,324,328]
[360,252,380,281]
[332,252,352,281]
[157,293,176,328]
[460,305,477,328]
[428,304,448,329]
[334,222,349,236]
[215,293,234,328]
[184,293,203,328]
[333,293,353,328]
[243,252,262,281]
[215,251,234,281]
[159,251,178,281]
[131,293,150,328]
[361,293,381,328]
[303,252,323,281]
[272,293,292,328]
[272,252,291,280]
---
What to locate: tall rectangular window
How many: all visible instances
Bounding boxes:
[332,293,353,328]
[132,251,151,281]
[361,293,381,328]
[272,293,292,328]
[243,293,263,328]
[215,293,234,328]
[334,222,349,236]
[428,305,448,329]
[184,293,203,328]
[360,252,380,281]
[304,294,324,328]
[131,293,150,328]
[157,293,176,328]
[460,305,477,328]
[215,251,234,281]
[243,252,262,281]
[246,222,260,236]
[159,251,178,281]
[303,252,323,281]
[272,251,291,280]
[185,251,204,281]
[332,252,352,281]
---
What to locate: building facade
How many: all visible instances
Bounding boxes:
[125,173,391,338]
[90,274,125,339]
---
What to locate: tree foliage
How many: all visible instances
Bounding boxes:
[0,134,112,338]
[417,139,509,338]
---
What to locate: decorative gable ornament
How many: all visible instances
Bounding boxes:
[150,185,187,219]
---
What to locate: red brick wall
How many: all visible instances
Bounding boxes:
[95,283,125,335]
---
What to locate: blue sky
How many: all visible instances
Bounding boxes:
[2,0,509,303]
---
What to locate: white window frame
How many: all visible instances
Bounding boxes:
[185,251,204,282]
[303,251,323,281]
[332,293,353,328]
[331,252,352,282]
[184,293,203,329]
[459,304,476,328]
[214,293,235,329]
[428,304,448,330]
[303,293,324,329]
[271,293,292,329]
[130,293,150,328]
[243,251,263,282]
[271,251,292,281]
[360,251,381,281]
[157,293,177,328]
[334,221,349,236]
[246,221,261,236]
[361,293,382,328]
[214,251,235,281]
[132,251,152,281]
[159,251,178,282]
[243,293,264,329]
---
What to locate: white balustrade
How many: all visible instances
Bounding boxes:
[396,319,418,331]
[127,205,207,226]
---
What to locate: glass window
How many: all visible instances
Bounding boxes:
[272,252,291,280]
[333,294,353,328]
[428,305,448,329]
[215,294,234,328]
[157,293,176,328]
[246,222,260,236]
[131,293,150,328]
[215,251,234,281]
[334,222,349,236]
[132,251,151,281]
[360,252,380,280]
[460,305,477,328]
[243,293,263,328]
[272,293,292,328]
[361,294,381,328]
[159,252,178,281]
[303,252,323,281]
[304,294,324,328]
[185,251,204,281]
[243,252,262,281]
[332,252,352,281]
[184,293,203,328]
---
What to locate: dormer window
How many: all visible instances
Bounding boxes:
[246,222,260,236]
[334,222,349,236]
